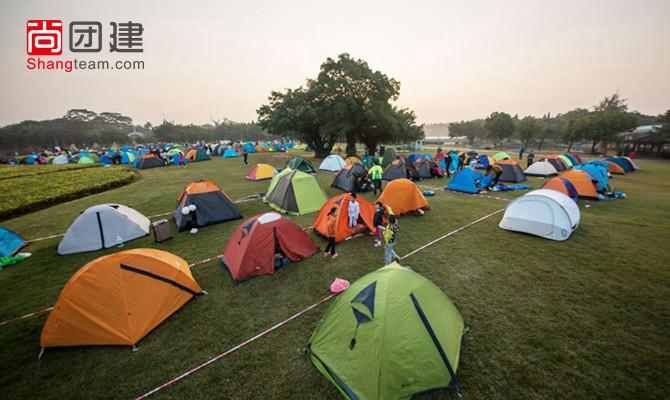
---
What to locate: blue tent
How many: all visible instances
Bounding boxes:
[576,164,608,188]
[273,144,284,152]
[223,148,239,158]
[0,227,26,257]
[446,167,485,193]
[440,154,459,173]
[606,157,632,173]
[25,156,37,164]
[562,154,578,166]
[407,153,421,164]
[421,153,434,160]
[170,153,188,165]
[99,155,113,164]
[243,143,257,153]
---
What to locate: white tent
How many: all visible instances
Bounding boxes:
[58,204,150,255]
[52,155,69,165]
[499,189,580,241]
[318,155,347,172]
[524,160,558,177]
[621,156,642,170]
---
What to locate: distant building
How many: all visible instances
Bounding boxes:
[619,125,667,155]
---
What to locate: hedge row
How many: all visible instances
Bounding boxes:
[0,166,137,220]
[0,164,103,181]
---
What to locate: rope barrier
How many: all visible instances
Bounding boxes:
[0,307,54,326]
[133,293,337,400]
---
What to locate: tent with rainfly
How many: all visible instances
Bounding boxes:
[491,159,526,182]
[264,168,328,215]
[307,264,468,400]
[524,160,558,177]
[173,180,242,231]
[332,163,368,192]
[221,212,319,285]
[493,152,511,161]
[319,155,347,172]
[545,169,601,200]
[246,163,276,181]
[313,193,376,242]
[540,177,579,202]
[447,167,485,193]
[286,157,317,174]
[376,179,429,216]
[185,149,210,162]
[40,249,203,351]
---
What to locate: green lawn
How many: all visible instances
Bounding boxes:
[1,150,668,399]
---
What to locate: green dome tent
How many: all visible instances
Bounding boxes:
[285,157,317,174]
[263,168,327,215]
[77,156,95,164]
[307,264,468,399]
[493,152,511,161]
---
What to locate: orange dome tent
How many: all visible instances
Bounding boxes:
[376,179,429,216]
[40,249,202,350]
[553,169,600,200]
[313,193,376,242]
[606,161,625,175]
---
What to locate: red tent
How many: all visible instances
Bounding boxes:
[221,212,318,284]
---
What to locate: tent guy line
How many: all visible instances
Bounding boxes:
[130,207,505,399]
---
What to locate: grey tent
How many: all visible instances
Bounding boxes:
[58,204,150,255]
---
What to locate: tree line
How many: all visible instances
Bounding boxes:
[448,93,666,154]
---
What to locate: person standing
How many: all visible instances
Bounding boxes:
[178,152,186,167]
[369,162,383,196]
[241,148,249,166]
[348,193,360,228]
[373,202,385,247]
[526,150,535,168]
[384,215,399,265]
[323,207,338,259]
[457,153,466,171]
[519,146,525,160]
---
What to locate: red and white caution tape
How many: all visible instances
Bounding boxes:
[133,293,337,400]
[0,307,54,326]
[147,212,172,219]
[188,254,223,268]
[400,208,505,260]
[26,233,65,243]
[444,189,511,202]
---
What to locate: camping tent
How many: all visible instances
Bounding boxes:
[524,160,558,177]
[332,163,368,192]
[0,227,26,257]
[477,154,495,169]
[222,148,239,158]
[622,156,641,170]
[547,169,601,200]
[490,159,526,183]
[414,157,442,179]
[264,169,328,215]
[185,149,210,162]
[540,177,579,202]
[243,143,257,153]
[313,193,375,242]
[58,204,150,255]
[345,156,362,165]
[557,154,573,168]
[499,189,580,241]
[493,152,511,161]
[286,157,317,174]
[446,167,485,193]
[575,164,608,188]
[381,147,396,169]
[135,154,164,169]
[406,153,421,164]
[377,179,429,215]
[246,163,276,181]
[604,160,625,175]
[221,212,319,285]
[41,249,202,349]
[361,155,379,168]
[606,157,633,173]
[52,155,69,165]
[77,156,95,164]
[382,159,407,181]
[319,155,347,172]
[539,155,567,172]
[173,180,242,231]
[307,264,467,400]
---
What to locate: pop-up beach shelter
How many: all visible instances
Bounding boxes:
[499,189,580,241]
[221,212,319,285]
[377,179,429,216]
[41,249,202,349]
[264,169,328,215]
[173,180,242,231]
[313,193,375,242]
[58,204,150,255]
[319,155,347,172]
[307,264,467,400]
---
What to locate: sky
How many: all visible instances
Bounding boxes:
[1,0,669,128]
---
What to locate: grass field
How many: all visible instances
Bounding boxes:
[1,150,669,400]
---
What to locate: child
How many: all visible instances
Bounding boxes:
[178,152,186,167]
[324,207,338,259]
[384,215,399,265]
[348,193,360,228]
[373,202,385,247]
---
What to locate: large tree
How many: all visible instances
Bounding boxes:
[448,119,485,146]
[484,112,514,149]
[515,116,547,149]
[257,53,422,158]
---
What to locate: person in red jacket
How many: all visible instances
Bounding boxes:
[323,207,338,259]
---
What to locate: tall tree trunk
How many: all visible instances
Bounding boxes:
[566,140,573,153]
[538,137,545,151]
[345,132,357,157]
[591,140,598,154]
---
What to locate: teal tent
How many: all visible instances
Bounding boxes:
[307,264,467,399]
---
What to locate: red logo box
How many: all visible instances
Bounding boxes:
[27,20,62,55]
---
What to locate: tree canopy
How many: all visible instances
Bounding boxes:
[484,112,515,149]
[257,53,423,158]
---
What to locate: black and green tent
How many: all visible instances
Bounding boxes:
[263,169,327,215]
[285,157,317,174]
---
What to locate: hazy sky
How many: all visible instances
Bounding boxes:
[1,0,669,128]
